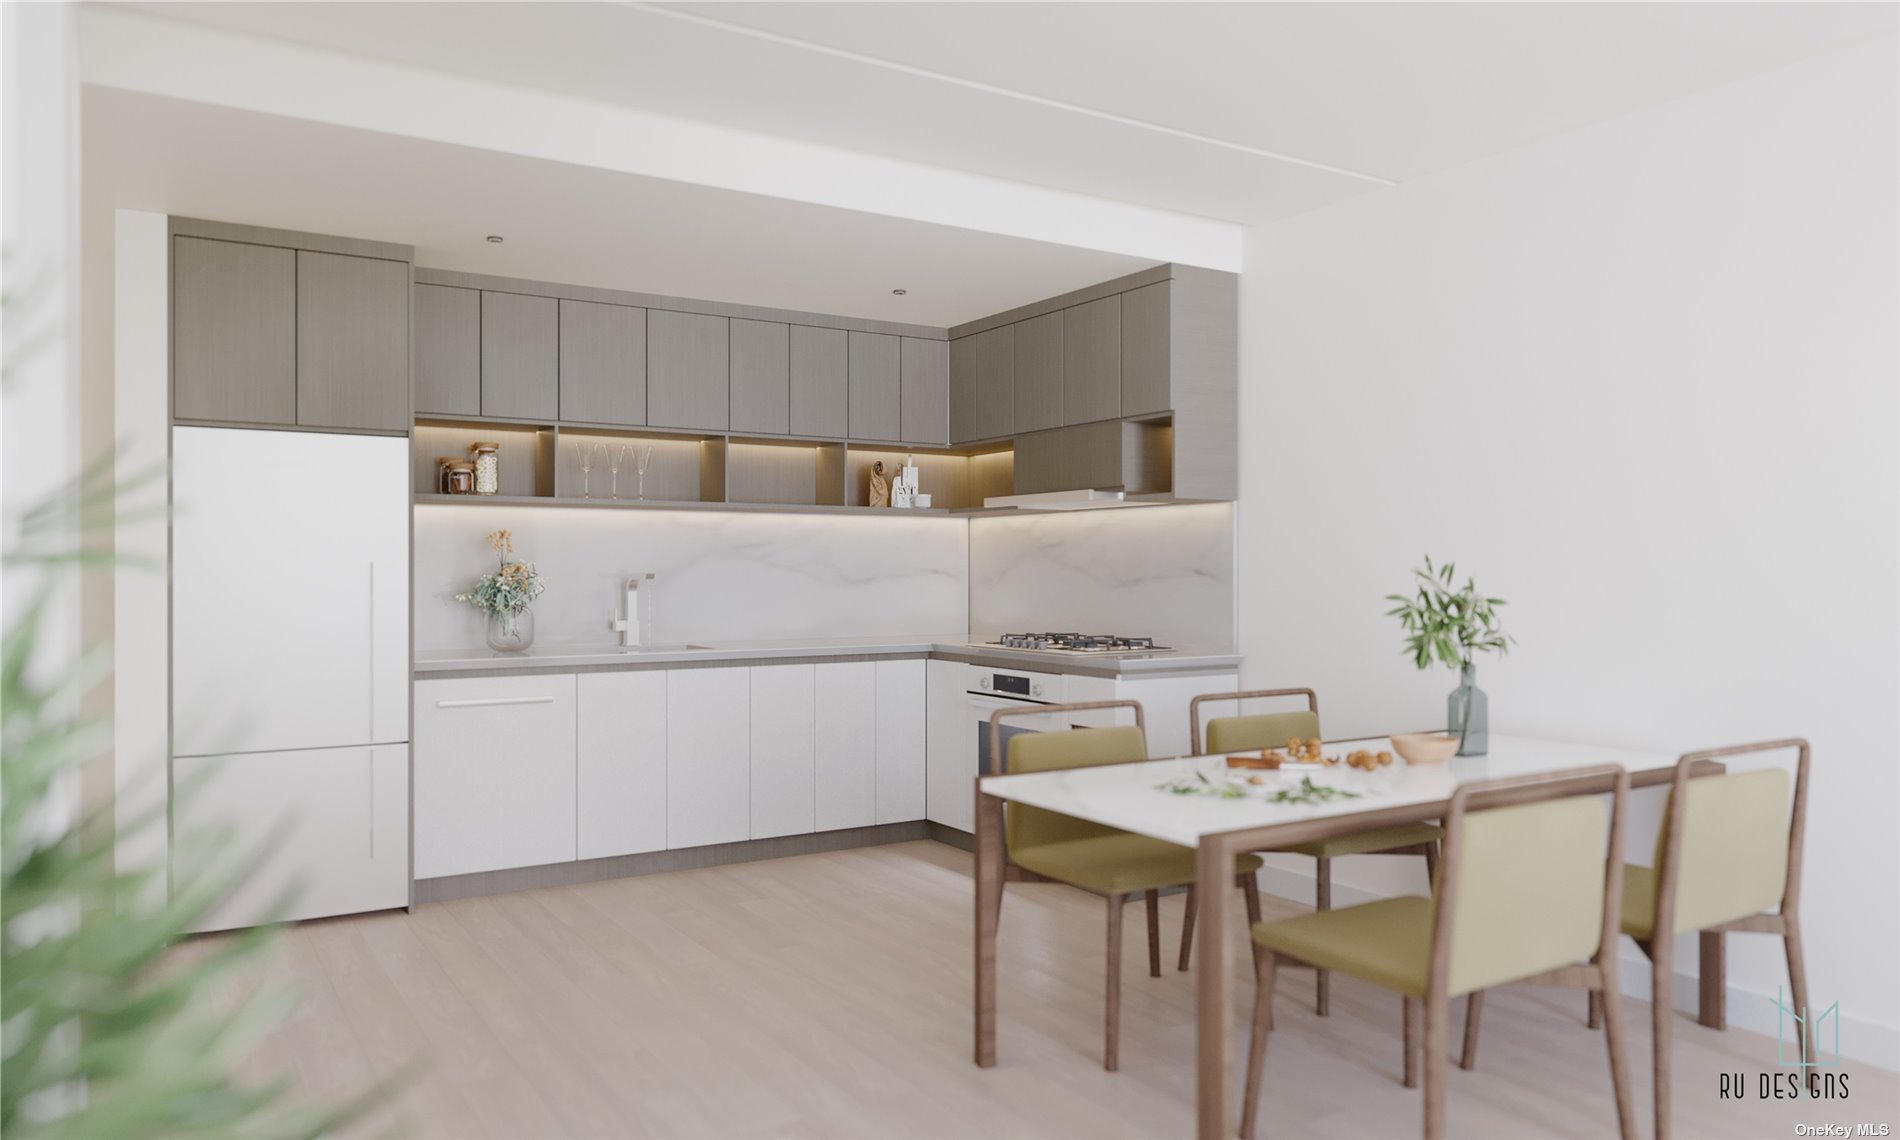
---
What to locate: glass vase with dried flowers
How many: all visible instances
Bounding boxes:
[456,529,547,652]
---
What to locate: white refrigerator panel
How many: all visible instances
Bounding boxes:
[172,427,409,756]
[175,744,409,932]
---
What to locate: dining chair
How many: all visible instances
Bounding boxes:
[1239,765,1637,1140]
[986,700,1264,1072]
[1554,739,1807,1140]
[1183,688,1443,1015]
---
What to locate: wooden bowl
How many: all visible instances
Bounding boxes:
[1391,732,1459,765]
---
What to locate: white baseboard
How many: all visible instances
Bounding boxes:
[1253,867,1899,1072]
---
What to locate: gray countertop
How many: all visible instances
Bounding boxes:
[414,635,1240,679]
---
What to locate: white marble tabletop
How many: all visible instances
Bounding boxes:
[978,734,1680,848]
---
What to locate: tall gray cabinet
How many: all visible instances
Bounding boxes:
[648,310,730,431]
[730,319,790,435]
[848,332,901,442]
[560,300,647,426]
[173,221,412,432]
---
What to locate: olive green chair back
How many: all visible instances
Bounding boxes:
[1655,741,1807,937]
[990,702,1148,854]
[1434,766,1628,999]
[1191,688,1320,755]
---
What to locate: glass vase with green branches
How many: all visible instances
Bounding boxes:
[1385,556,1513,754]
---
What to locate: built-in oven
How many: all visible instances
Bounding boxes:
[967,666,1069,778]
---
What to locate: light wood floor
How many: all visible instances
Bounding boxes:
[202,841,1894,1138]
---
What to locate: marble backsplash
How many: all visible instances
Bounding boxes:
[968,502,1236,651]
[415,506,969,651]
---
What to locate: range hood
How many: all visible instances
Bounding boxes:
[981,488,1160,511]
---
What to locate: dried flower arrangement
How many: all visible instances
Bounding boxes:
[455,529,546,636]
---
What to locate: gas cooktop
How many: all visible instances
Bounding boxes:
[979,632,1172,656]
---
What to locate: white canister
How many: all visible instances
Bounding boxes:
[470,442,501,495]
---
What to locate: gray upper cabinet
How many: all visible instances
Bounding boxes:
[481,292,559,421]
[729,319,790,435]
[172,237,296,426]
[1120,281,1172,417]
[559,300,647,426]
[295,251,410,432]
[1063,295,1121,425]
[949,336,979,444]
[789,325,848,438]
[899,338,949,447]
[1012,311,1063,433]
[848,332,901,442]
[975,325,1016,440]
[647,310,729,431]
[414,284,481,418]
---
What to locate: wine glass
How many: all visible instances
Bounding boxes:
[577,440,601,499]
[608,445,628,500]
[635,446,653,501]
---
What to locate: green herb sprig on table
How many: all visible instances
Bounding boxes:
[1266,776,1362,806]
[1157,770,1249,799]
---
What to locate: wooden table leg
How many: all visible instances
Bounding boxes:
[1197,835,1234,1140]
[1698,930,1726,1030]
[975,787,1006,1068]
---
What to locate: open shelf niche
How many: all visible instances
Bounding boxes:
[413,418,1017,515]
[555,426,724,505]
[843,443,1012,510]
[413,420,555,497]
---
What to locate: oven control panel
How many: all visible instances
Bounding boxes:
[969,666,1061,702]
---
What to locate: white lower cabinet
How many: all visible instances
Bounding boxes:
[667,666,751,849]
[926,659,975,831]
[412,656,936,879]
[750,664,816,839]
[874,659,926,824]
[577,671,668,860]
[815,662,878,830]
[175,744,408,932]
[414,674,578,878]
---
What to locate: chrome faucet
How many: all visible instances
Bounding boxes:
[612,573,656,647]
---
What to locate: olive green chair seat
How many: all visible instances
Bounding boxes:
[1619,864,1660,941]
[1014,834,1264,896]
[1240,766,1638,1140]
[1186,689,1444,1015]
[1250,896,1434,996]
[991,701,1266,1073]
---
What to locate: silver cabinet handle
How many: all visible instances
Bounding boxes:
[434,696,556,709]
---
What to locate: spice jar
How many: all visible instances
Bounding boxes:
[442,460,475,495]
[434,457,464,495]
[469,442,501,495]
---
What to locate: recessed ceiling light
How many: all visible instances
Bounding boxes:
[891,288,907,295]
[486,235,504,244]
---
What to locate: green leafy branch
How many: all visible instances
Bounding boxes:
[1385,555,1513,671]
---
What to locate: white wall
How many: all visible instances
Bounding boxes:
[969,502,1236,650]
[1237,40,1897,1066]
[414,505,968,650]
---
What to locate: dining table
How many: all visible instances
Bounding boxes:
[971,733,1727,1140]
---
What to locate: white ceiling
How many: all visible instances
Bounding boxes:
[81,86,1154,327]
[119,1,1897,225]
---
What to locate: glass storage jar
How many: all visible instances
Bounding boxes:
[442,460,475,495]
[469,442,501,495]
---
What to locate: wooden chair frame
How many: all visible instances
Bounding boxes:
[984,699,1260,1071]
[1604,738,1811,1140]
[1241,764,1638,1140]
[1184,688,1439,1018]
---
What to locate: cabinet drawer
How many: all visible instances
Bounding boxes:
[415,674,577,878]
